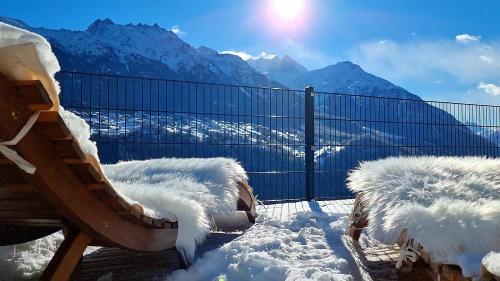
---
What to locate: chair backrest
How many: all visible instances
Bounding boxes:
[0,74,178,251]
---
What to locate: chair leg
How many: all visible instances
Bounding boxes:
[40,230,92,281]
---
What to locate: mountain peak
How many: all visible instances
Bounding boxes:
[197,46,219,56]
[325,61,364,74]
[87,18,115,33]
[280,55,307,72]
[335,61,362,69]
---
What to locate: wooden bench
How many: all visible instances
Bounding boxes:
[347,192,490,281]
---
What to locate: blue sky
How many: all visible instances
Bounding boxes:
[1,0,500,104]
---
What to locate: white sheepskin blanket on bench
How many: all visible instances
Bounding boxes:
[102,158,247,260]
[347,156,500,277]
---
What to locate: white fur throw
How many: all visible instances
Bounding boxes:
[347,156,500,276]
[103,157,248,260]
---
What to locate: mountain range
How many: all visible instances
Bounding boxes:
[1,16,497,199]
[0,16,426,100]
[0,17,282,87]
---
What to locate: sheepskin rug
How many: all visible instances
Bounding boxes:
[102,157,247,260]
[347,156,500,276]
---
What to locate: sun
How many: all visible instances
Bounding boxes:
[272,0,304,20]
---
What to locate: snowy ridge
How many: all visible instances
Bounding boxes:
[0,17,281,87]
[347,156,500,277]
[248,55,308,88]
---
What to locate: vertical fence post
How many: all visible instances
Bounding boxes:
[305,86,315,201]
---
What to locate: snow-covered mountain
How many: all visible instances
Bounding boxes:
[248,55,307,89]
[291,61,419,99]
[0,17,282,88]
[248,56,418,99]
[1,16,497,199]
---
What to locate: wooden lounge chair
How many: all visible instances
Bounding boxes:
[0,74,256,280]
[0,73,180,280]
[347,192,492,281]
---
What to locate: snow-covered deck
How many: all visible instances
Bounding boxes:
[257,199,354,220]
[170,199,365,281]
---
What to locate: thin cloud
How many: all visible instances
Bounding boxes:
[350,38,500,84]
[220,50,276,61]
[480,55,494,64]
[477,82,500,96]
[456,34,481,43]
[171,25,186,36]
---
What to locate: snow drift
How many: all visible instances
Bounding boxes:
[168,210,356,281]
[347,156,500,277]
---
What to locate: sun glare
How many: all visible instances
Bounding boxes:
[272,0,304,20]
[257,0,312,37]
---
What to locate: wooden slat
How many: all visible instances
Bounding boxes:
[161,220,178,229]
[141,215,153,226]
[69,163,103,185]
[0,198,53,210]
[36,111,72,140]
[13,80,54,111]
[0,165,29,185]
[90,183,119,200]
[106,197,127,211]
[0,184,35,199]
[85,183,105,191]
[152,219,164,229]
[53,138,85,161]
[0,209,60,219]
[0,75,37,142]
[0,218,62,226]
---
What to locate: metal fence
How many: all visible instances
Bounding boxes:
[56,71,500,203]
